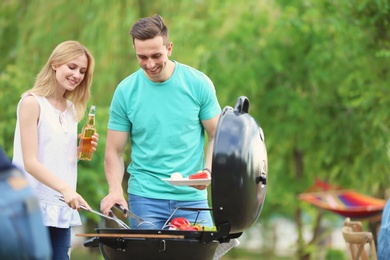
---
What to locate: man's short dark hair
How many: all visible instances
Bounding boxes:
[130,14,170,47]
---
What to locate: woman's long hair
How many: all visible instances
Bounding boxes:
[24,40,95,121]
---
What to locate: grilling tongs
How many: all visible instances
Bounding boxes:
[113,203,144,225]
[57,196,130,229]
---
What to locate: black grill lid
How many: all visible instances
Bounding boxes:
[211,96,267,235]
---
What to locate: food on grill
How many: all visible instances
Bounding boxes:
[189,172,208,179]
[181,225,202,231]
[170,217,190,228]
[169,217,204,231]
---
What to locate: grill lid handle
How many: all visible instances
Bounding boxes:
[233,96,250,114]
[256,174,267,185]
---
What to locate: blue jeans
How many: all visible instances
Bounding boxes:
[48,227,71,260]
[0,169,51,260]
[378,199,390,260]
[128,194,213,229]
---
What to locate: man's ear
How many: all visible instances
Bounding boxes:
[167,42,173,56]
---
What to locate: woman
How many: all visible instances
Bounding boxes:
[12,40,98,260]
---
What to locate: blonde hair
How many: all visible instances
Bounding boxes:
[24,40,95,121]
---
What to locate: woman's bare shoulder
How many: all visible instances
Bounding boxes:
[19,95,40,114]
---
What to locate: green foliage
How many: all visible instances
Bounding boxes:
[325,248,348,260]
[0,64,31,154]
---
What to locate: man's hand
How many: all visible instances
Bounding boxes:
[100,191,128,216]
[190,168,211,190]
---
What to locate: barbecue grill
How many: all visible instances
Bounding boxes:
[79,96,268,260]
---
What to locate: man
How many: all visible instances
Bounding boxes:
[100,14,238,258]
[101,14,219,227]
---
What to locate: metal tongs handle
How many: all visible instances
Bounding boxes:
[58,196,130,229]
[113,203,144,225]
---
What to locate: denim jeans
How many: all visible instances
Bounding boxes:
[0,169,51,260]
[378,199,390,260]
[48,227,71,260]
[128,194,213,229]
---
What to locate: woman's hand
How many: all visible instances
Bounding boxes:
[61,188,91,211]
[77,133,99,154]
[91,132,99,152]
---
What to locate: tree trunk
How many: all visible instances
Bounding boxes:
[294,149,311,260]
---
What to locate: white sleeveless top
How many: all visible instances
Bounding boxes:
[13,94,81,227]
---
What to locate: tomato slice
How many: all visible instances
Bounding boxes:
[189,172,209,179]
[183,225,201,231]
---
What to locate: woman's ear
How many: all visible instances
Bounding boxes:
[51,64,57,71]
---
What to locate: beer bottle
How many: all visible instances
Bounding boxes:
[78,105,96,161]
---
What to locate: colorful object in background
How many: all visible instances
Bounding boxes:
[298,190,386,220]
[304,177,344,192]
[298,179,386,221]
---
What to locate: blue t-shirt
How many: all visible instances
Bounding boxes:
[108,61,221,201]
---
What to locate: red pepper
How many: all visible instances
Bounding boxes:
[170,217,190,229]
[178,224,203,231]
[179,223,191,230]
[170,217,204,231]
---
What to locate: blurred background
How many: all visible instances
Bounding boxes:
[1,0,390,259]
